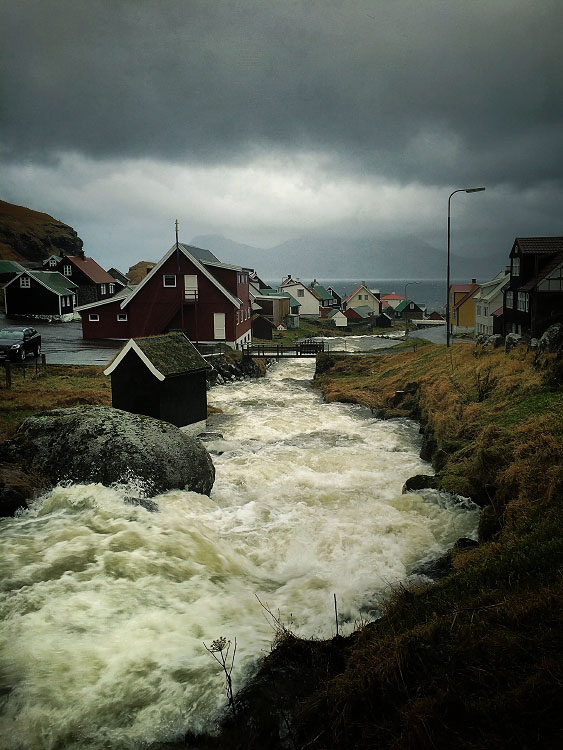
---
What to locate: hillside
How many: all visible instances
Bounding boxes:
[192,233,509,281]
[0,200,83,263]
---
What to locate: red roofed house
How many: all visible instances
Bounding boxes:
[448,279,479,335]
[75,243,252,348]
[54,250,118,306]
[380,293,405,310]
[503,237,563,337]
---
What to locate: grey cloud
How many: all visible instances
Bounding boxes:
[2,0,562,188]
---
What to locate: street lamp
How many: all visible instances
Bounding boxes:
[403,281,420,339]
[446,187,486,347]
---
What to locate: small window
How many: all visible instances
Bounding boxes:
[163,274,176,287]
[512,257,520,276]
[63,265,72,276]
[236,310,239,324]
[506,291,513,309]
[20,276,31,288]
[88,313,100,322]
[49,258,57,267]
[100,284,107,295]
[109,283,115,294]
[297,289,304,297]
[117,313,127,322]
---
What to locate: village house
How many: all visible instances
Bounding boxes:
[326,286,343,309]
[4,269,78,319]
[278,277,321,317]
[380,292,405,310]
[369,312,393,328]
[393,298,425,322]
[449,279,479,335]
[308,281,339,316]
[104,332,211,432]
[503,237,563,337]
[76,242,252,348]
[53,250,119,306]
[344,305,375,323]
[343,283,381,314]
[327,309,348,328]
[474,269,510,336]
[108,267,131,288]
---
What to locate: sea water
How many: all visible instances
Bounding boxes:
[0,359,478,748]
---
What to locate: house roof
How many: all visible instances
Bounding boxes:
[451,283,477,293]
[108,267,130,285]
[395,298,422,313]
[64,255,116,284]
[492,307,503,317]
[178,243,221,264]
[349,305,374,318]
[104,332,211,381]
[381,293,405,300]
[121,244,242,310]
[5,270,78,296]
[0,260,25,274]
[310,283,333,300]
[473,271,510,302]
[514,237,563,255]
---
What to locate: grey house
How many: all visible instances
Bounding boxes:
[104,332,211,430]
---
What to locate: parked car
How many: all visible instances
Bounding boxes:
[0,327,42,361]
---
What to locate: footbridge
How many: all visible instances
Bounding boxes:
[241,340,326,358]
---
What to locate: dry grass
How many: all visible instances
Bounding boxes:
[0,363,110,439]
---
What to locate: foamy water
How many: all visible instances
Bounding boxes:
[0,359,479,748]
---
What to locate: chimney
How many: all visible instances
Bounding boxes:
[78,249,85,260]
[471,278,476,284]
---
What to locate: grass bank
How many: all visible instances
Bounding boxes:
[280,342,563,749]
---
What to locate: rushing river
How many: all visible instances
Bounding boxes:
[0,359,479,749]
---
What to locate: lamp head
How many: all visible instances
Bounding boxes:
[465,187,486,193]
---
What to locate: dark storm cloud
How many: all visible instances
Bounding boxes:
[2,0,562,188]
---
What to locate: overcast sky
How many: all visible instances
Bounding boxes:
[1,0,562,274]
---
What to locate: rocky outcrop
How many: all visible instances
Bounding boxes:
[206,354,268,387]
[402,474,441,493]
[0,406,215,514]
[534,323,563,388]
[0,200,83,263]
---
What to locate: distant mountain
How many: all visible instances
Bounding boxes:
[0,200,83,263]
[191,233,508,282]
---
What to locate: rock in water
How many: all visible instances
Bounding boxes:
[0,406,215,498]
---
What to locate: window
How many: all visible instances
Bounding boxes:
[505,291,513,309]
[236,310,239,324]
[297,288,304,297]
[109,283,115,294]
[88,313,100,322]
[476,305,482,316]
[409,303,414,309]
[100,284,107,295]
[117,313,127,322]
[19,276,30,288]
[512,256,520,276]
[517,292,529,312]
[184,275,198,300]
[48,258,57,267]
[63,265,72,276]
[163,274,176,287]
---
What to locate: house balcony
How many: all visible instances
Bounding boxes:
[183,290,198,302]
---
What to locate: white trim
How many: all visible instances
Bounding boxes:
[75,288,133,312]
[88,313,100,321]
[163,274,177,287]
[4,270,77,297]
[120,244,241,310]
[104,339,166,381]
[117,313,128,322]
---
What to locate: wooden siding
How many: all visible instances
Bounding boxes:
[5,277,67,316]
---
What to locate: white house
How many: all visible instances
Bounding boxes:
[344,283,381,313]
[474,269,510,336]
[328,309,348,327]
[278,278,320,317]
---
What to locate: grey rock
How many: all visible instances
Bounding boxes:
[536,323,563,356]
[402,474,441,493]
[504,332,523,352]
[0,406,215,498]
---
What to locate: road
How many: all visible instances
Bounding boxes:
[0,315,123,366]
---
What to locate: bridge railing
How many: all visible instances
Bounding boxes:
[241,339,325,358]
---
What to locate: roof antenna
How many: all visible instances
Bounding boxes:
[175,219,179,249]
[175,219,185,331]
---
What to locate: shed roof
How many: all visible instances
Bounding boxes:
[5,270,78,295]
[310,283,332,300]
[395,298,422,313]
[0,260,25,274]
[104,332,211,381]
[64,255,116,284]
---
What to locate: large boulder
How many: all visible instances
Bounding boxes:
[536,323,563,357]
[0,406,215,506]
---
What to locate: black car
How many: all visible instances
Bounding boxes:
[0,327,42,361]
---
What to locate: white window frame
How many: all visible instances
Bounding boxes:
[297,288,304,297]
[20,276,31,288]
[88,313,100,322]
[506,291,513,309]
[117,313,128,322]
[100,284,107,295]
[512,256,520,276]
[63,264,72,276]
[109,283,115,294]
[163,274,176,287]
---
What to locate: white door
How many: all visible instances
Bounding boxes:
[184,275,198,300]
[213,312,226,339]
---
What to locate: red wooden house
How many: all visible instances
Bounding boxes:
[76,243,252,347]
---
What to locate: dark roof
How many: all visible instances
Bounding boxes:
[519,250,563,291]
[105,332,211,379]
[514,237,563,254]
[0,260,25,274]
[178,243,221,264]
[310,283,332,300]
[395,298,423,313]
[10,270,78,295]
[134,332,211,375]
[65,256,116,283]
[108,267,130,285]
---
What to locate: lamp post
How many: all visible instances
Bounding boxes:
[446,187,486,347]
[403,281,420,339]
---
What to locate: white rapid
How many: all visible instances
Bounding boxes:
[0,359,479,749]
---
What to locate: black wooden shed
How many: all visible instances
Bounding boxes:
[104,332,211,429]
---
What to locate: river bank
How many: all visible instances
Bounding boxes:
[184,341,563,749]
